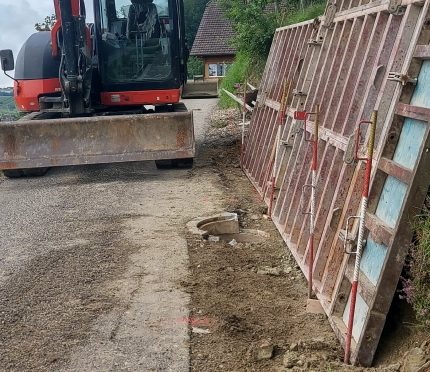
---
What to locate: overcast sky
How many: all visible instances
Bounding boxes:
[0,0,94,88]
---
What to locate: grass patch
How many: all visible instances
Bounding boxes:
[282,2,327,26]
[0,95,19,120]
[219,52,250,109]
[401,196,430,327]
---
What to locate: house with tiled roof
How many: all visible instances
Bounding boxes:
[190,1,236,79]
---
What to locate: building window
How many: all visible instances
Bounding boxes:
[208,62,232,77]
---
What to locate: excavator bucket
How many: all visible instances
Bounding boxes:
[181,79,219,99]
[0,109,194,172]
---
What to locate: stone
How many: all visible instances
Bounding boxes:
[274,367,288,372]
[309,336,327,350]
[250,214,260,220]
[256,342,274,360]
[383,362,401,371]
[192,327,210,334]
[257,266,283,276]
[283,351,299,368]
[312,336,325,342]
[402,347,428,372]
[285,267,293,274]
[289,343,298,351]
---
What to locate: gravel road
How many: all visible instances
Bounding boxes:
[0,98,220,371]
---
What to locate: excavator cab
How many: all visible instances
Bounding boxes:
[94,0,188,107]
[99,0,168,83]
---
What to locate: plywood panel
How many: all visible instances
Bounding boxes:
[392,119,427,169]
[375,176,408,228]
[410,60,430,108]
[360,237,387,286]
[343,292,369,342]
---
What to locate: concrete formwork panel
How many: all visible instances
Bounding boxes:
[243,0,430,366]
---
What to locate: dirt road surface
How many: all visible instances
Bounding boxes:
[1,99,429,372]
[0,98,221,371]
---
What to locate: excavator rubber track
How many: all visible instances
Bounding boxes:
[0,103,194,174]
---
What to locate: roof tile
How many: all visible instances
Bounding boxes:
[190,1,236,57]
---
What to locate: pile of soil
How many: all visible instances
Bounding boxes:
[185,107,430,371]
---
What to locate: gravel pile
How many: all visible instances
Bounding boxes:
[205,107,251,147]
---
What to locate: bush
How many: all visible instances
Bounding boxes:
[219,52,250,109]
[187,56,204,79]
[401,196,430,327]
[218,1,326,109]
[220,0,326,71]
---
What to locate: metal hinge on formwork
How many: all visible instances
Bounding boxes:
[339,227,358,254]
[340,222,366,255]
[388,0,406,15]
[291,119,303,134]
[343,134,357,164]
[292,89,307,97]
[323,2,337,28]
[280,119,303,147]
[257,92,267,107]
[387,72,418,85]
[308,36,323,46]
[279,139,292,147]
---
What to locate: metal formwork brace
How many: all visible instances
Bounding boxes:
[388,0,406,15]
[297,106,319,300]
[323,1,336,28]
[241,81,247,170]
[268,79,293,216]
[343,111,377,365]
[387,71,418,86]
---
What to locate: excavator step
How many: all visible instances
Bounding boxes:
[0,109,194,173]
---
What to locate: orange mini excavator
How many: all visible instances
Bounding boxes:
[0,0,194,177]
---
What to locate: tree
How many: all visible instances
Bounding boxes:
[219,0,324,68]
[183,0,207,47]
[35,14,57,31]
[118,5,129,18]
[187,56,204,78]
[219,0,288,64]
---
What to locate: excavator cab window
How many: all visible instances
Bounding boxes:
[98,0,171,84]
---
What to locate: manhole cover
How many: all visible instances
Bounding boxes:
[188,213,269,243]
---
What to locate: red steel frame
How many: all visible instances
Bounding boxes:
[344,113,377,364]
[242,0,430,366]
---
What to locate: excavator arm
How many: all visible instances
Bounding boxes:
[54,0,92,115]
